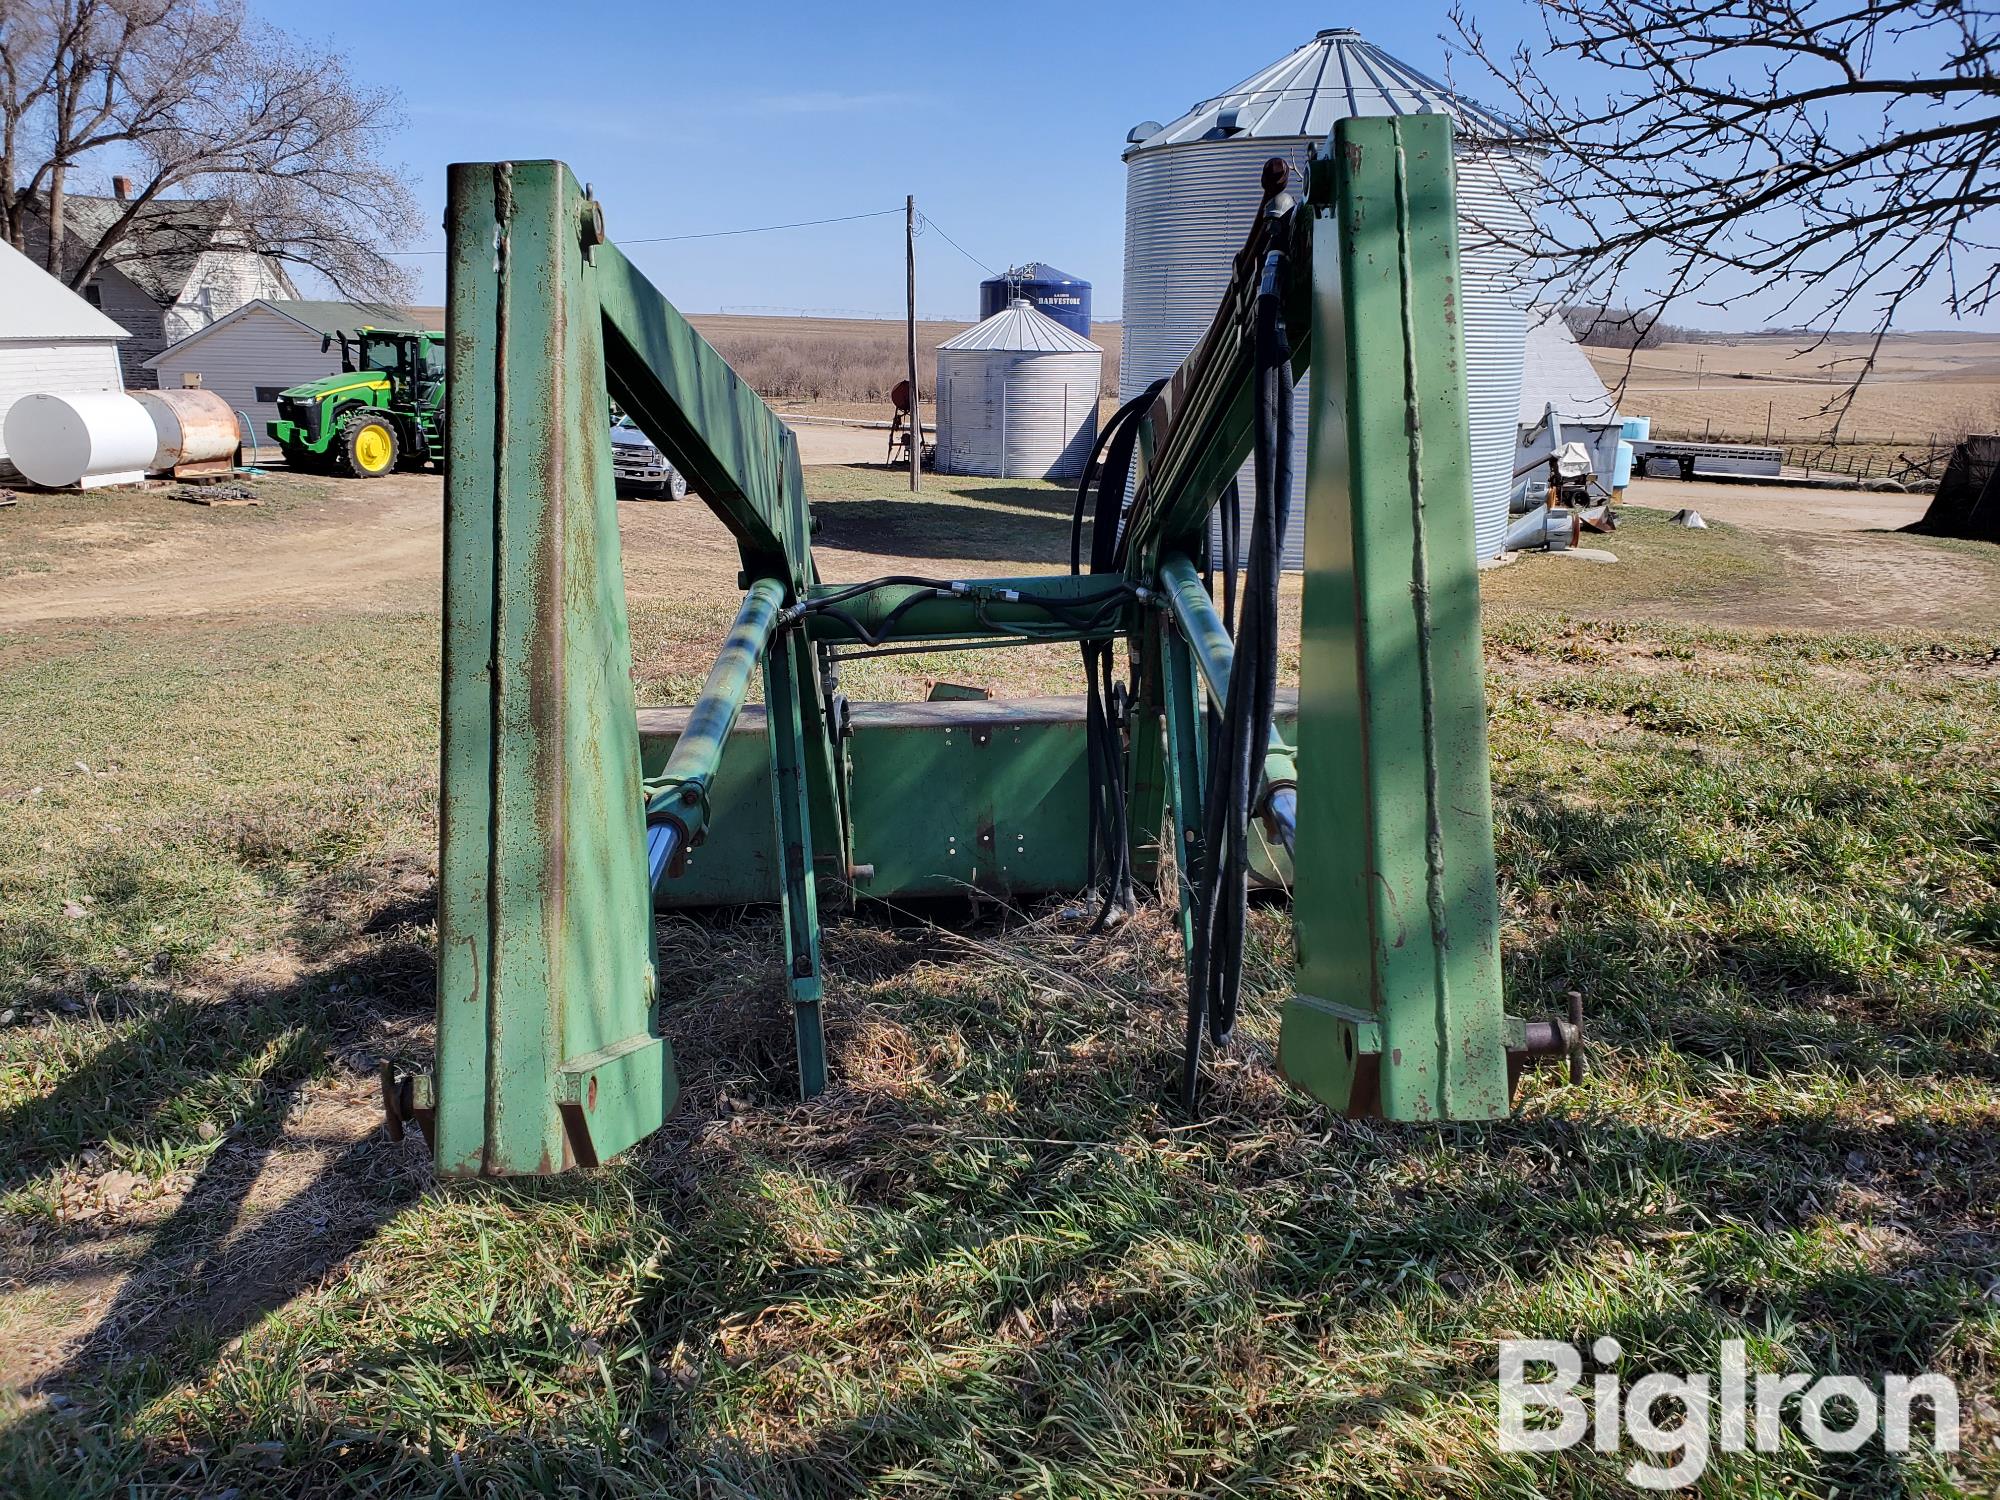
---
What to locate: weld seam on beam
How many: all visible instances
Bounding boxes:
[483,160,514,1173]
[1393,136,1457,1117]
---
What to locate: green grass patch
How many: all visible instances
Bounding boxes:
[0,503,1995,1495]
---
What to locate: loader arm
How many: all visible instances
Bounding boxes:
[415,118,1571,1178]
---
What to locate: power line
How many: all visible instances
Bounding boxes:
[915,211,1002,279]
[384,204,904,257]
[631,206,903,245]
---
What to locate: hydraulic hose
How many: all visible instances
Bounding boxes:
[1072,379,1166,929]
[1181,241,1294,1109]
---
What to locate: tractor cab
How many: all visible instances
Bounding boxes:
[268,324,448,478]
[334,327,446,411]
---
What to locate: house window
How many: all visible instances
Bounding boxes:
[254,385,286,403]
[82,284,102,307]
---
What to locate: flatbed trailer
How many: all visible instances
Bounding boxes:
[1631,438,1782,480]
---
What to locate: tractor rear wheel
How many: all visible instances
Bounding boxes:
[341,412,400,478]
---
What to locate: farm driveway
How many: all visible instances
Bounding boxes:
[1620,478,2000,632]
[3,469,1994,634]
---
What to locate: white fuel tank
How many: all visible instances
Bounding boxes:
[3,391,158,489]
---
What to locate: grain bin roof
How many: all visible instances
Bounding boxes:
[939,300,1100,354]
[1125,27,1522,155]
[0,236,131,342]
[992,262,1086,284]
[1520,307,1618,425]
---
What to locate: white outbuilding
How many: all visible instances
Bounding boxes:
[143,298,445,454]
[935,300,1102,482]
[0,236,130,480]
[1517,307,1623,488]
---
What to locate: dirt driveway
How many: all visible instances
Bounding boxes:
[788,419,904,467]
[0,471,444,626]
[1620,478,2000,633]
[2,468,1995,634]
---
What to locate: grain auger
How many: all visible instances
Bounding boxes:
[387,115,1582,1177]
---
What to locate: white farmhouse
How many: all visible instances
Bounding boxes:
[144,299,445,453]
[0,237,130,480]
[19,180,297,388]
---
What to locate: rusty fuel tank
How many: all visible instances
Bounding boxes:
[133,387,242,477]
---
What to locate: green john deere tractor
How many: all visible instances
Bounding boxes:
[268,325,446,478]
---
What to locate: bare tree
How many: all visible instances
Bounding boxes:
[1452,0,1999,426]
[1560,304,1697,349]
[0,0,416,298]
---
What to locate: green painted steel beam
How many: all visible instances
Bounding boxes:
[765,630,826,1097]
[1155,551,1297,798]
[1159,627,1206,950]
[595,243,812,592]
[1124,614,1170,885]
[595,232,840,873]
[1277,115,1511,1122]
[436,159,674,1176]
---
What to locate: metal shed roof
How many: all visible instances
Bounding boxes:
[142,297,447,367]
[1125,27,1523,155]
[0,236,130,342]
[939,299,1101,354]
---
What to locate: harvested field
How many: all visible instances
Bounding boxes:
[1593,330,2000,449]
[688,313,1126,414]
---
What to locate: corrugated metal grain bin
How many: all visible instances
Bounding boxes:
[1121,27,1541,565]
[936,300,1102,481]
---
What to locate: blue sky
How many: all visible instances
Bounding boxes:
[250,2,1989,332]
[253,3,1535,319]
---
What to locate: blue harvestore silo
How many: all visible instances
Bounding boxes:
[978,262,1092,338]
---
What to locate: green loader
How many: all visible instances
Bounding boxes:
[267,325,447,478]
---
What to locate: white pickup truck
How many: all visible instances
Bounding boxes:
[608,415,689,500]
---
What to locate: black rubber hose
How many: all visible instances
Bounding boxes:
[1182,246,1293,1109]
[796,592,941,649]
[809,573,963,608]
[1069,379,1164,928]
[1071,384,1163,578]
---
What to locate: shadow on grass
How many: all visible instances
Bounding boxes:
[0,930,433,1412]
[8,733,1995,1497]
[812,492,1086,567]
[6,883,1987,1495]
[1497,791,2000,1085]
[621,916,1991,1494]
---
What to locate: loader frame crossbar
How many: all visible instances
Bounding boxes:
[423,117,1551,1178]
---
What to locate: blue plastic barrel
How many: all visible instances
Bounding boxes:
[1621,415,1651,442]
[1613,440,1634,489]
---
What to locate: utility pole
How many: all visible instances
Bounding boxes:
[905,194,921,493]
